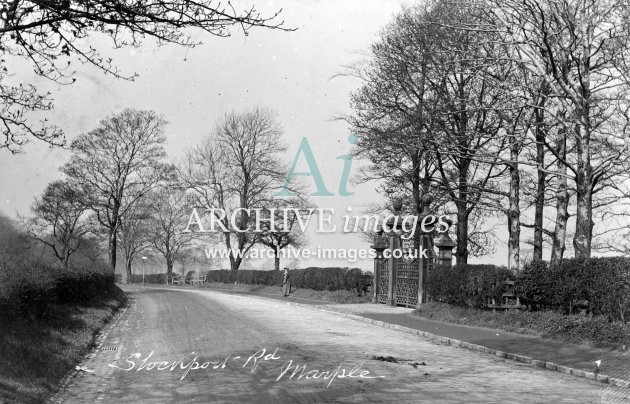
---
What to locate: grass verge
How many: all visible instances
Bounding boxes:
[0,286,126,403]
[414,302,630,350]
[195,282,372,304]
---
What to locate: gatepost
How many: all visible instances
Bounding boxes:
[385,198,403,306]
[370,230,388,303]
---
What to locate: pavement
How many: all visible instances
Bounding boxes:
[195,284,630,385]
[321,303,630,384]
[52,286,630,403]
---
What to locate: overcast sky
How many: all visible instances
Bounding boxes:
[1,0,511,270]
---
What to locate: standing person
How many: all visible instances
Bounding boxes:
[283,267,292,296]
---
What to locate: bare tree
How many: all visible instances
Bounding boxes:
[62,109,171,273]
[484,0,630,259]
[257,198,309,270]
[349,2,509,266]
[180,107,288,271]
[147,187,196,276]
[23,180,88,269]
[178,248,210,277]
[0,212,33,268]
[0,1,288,152]
[118,198,152,282]
[75,233,107,266]
[425,1,508,265]
[347,3,438,224]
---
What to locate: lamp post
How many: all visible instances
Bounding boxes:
[142,256,147,286]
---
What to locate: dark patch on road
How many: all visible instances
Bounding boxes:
[371,355,399,363]
[371,355,426,369]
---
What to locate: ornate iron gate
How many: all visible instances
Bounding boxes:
[372,232,439,308]
[394,258,418,307]
[370,195,453,308]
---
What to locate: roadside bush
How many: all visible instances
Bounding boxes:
[514,257,630,322]
[291,267,346,291]
[53,270,115,304]
[4,277,53,318]
[514,260,554,309]
[429,257,630,323]
[0,262,117,320]
[427,264,512,308]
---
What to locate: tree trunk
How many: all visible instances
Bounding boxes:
[232,197,249,271]
[233,255,243,270]
[273,246,280,271]
[411,150,422,249]
[167,258,173,276]
[533,112,546,261]
[573,123,593,258]
[62,251,70,270]
[108,227,117,274]
[411,150,424,303]
[455,202,468,265]
[573,179,593,258]
[126,258,133,284]
[507,142,520,271]
[224,232,238,271]
[551,135,569,267]
[455,158,470,265]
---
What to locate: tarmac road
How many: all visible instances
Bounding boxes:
[55,286,630,403]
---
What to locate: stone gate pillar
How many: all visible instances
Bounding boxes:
[370,230,387,303]
[386,198,403,306]
[387,234,397,306]
[434,232,456,267]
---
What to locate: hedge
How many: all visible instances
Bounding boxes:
[515,257,630,322]
[427,264,512,309]
[205,267,372,292]
[0,262,117,319]
[428,257,630,323]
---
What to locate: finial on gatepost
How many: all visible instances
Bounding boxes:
[370,225,388,251]
[392,197,403,213]
[421,194,433,215]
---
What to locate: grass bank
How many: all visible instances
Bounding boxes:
[0,287,126,403]
[196,282,372,304]
[414,302,630,350]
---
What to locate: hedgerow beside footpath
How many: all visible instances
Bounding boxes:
[422,258,630,350]
[204,267,373,293]
[0,261,126,403]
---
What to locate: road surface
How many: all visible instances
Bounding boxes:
[55,286,629,403]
